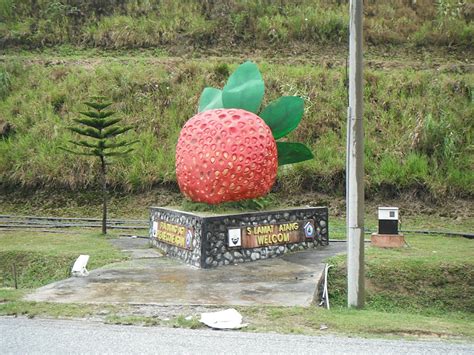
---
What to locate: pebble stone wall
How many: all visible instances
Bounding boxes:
[150,207,328,269]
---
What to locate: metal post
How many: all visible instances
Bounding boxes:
[12,264,18,289]
[347,0,365,308]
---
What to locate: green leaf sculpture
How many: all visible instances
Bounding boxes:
[276,142,314,166]
[198,87,223,112]
[260,96,304,139]
[222,61,264,113]
[197,61,314,168]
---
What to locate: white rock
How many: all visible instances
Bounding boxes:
[200,309,248,329]
[71,255,89,277]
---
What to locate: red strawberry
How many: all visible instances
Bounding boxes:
[175,61,313,205]
[176,108,277,204]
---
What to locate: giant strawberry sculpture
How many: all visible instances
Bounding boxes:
[176,61,313,204]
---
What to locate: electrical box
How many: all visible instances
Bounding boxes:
[378,207,399,235]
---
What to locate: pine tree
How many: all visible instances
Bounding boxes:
[62,97,137,234]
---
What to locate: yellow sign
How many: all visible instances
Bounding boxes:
[154,220,193,250]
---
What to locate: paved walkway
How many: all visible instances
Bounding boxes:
[26,237,346,307]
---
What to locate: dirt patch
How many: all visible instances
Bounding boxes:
[5,43,473,70]
[109,304,226,321]
[278,190,473,220]
[375,329,455,340]
[0,187,472,221]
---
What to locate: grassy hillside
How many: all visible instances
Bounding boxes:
[0,0,472,201]
[0,57,474,200]
[0,0,472,50]
[0,55,472,198]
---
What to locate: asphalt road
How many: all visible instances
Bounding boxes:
[1,317,473,354]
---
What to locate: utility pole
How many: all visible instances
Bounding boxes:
[346,0,365,308]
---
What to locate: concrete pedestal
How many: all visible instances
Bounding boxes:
[149,207,329,268]
[371,233,406,248]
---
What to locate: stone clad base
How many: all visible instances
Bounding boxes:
[150,207,329,268]
[371,233,406,248]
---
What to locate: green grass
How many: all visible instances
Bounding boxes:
[0,56,472,199]
[1,287,472,340]
[0,288,121,319]
[169,315,202,329]
[327,234,474,314]
[0,1,472,49]
[2,289,472,340]
[0,226,473,340]
[0,188,182,219]
[0,230,128,320]
[2,290,471,340]
[0,231,127,288]
[1,188,471,237]
[399,215,474,234]
[105,314,161,326]
[0,5,473,337]
[241,306,474,340]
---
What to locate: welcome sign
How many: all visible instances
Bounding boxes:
[228,220,317,248]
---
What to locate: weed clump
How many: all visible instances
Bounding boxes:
[0,67,11,100]
[0,1,472,49]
